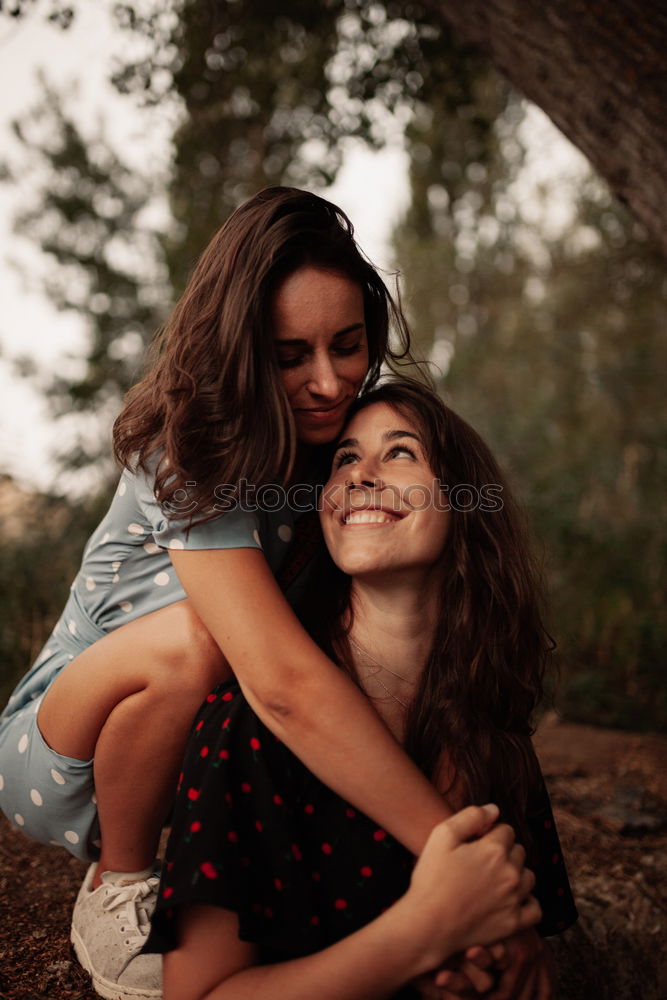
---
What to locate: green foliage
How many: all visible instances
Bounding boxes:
[2,77,169,467]
[2,1,665,731]
[3,0,473,413]
[137,0,345,292]
[392,68,667,731]
[111,0,477,294]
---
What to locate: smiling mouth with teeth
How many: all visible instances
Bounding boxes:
[343,509,403,525]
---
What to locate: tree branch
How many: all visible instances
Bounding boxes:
[425,0,667,256]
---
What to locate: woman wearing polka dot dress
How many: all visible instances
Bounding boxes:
[0,188,464,1000]
[144,381,576,1000]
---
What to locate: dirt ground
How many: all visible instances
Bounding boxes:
[0,717,665,1000]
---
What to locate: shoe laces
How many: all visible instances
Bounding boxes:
[101,876,160,953]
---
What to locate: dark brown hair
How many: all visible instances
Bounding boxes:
[113,187,414,517]
[302,377,551,843]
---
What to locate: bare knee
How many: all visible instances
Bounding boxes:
[37,603,231,760]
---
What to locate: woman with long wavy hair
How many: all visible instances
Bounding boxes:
[1,188,482,1000]
[146,380,576,1000]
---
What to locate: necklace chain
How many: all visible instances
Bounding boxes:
[347,634,414,709]
[347,635,416,685]
[365,670,409,708]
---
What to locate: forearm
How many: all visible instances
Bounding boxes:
[164,806,539,1000]
[173,899,432,1000]
[241,660,451,854]
[171,548,450,854]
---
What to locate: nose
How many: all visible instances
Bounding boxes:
[307,350,342,401]
[346,459,382,490]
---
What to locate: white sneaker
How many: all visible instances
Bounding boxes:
[70,863,162,1000]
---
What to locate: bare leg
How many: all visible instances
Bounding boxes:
[38,600,231,886]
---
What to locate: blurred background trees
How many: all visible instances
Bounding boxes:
[0,0,665,729]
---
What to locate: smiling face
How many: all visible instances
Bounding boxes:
[273,266,370,447]
[321,402,450,579]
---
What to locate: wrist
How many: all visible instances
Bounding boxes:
[390,894,457,977]
[408,801,453,856]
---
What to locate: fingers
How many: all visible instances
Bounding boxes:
[460,945,496,971]
[458,959,496,993]
[440,803,500,845]
[484,822,517,853]
[517,895,543,932]
[490,942,509,967]
[509,842,526,868]
[518,866,536,898]
[486,959,526,1000]
[435,968,480,996]
[436,961,495,994]
[485,956,518,1000]
[465,941,506,965]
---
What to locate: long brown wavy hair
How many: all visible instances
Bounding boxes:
[301,378,553,845]
[113,187,414,520]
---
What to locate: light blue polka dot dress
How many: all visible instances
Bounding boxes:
[0,461,316,859]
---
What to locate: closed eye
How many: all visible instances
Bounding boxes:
[278,355,305,370]
[277,342,363,370]
[333,341,364,358]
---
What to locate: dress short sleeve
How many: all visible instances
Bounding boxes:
[132,463,262,552]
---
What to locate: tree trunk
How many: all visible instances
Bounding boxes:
[425,0,667,256]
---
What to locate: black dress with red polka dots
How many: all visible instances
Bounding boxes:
[145,680,577,997]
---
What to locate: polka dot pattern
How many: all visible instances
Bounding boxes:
[3,467,319,872]
[149,681,578,959]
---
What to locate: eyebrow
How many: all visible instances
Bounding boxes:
[335,429,421,450]
[275,323,364,347]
